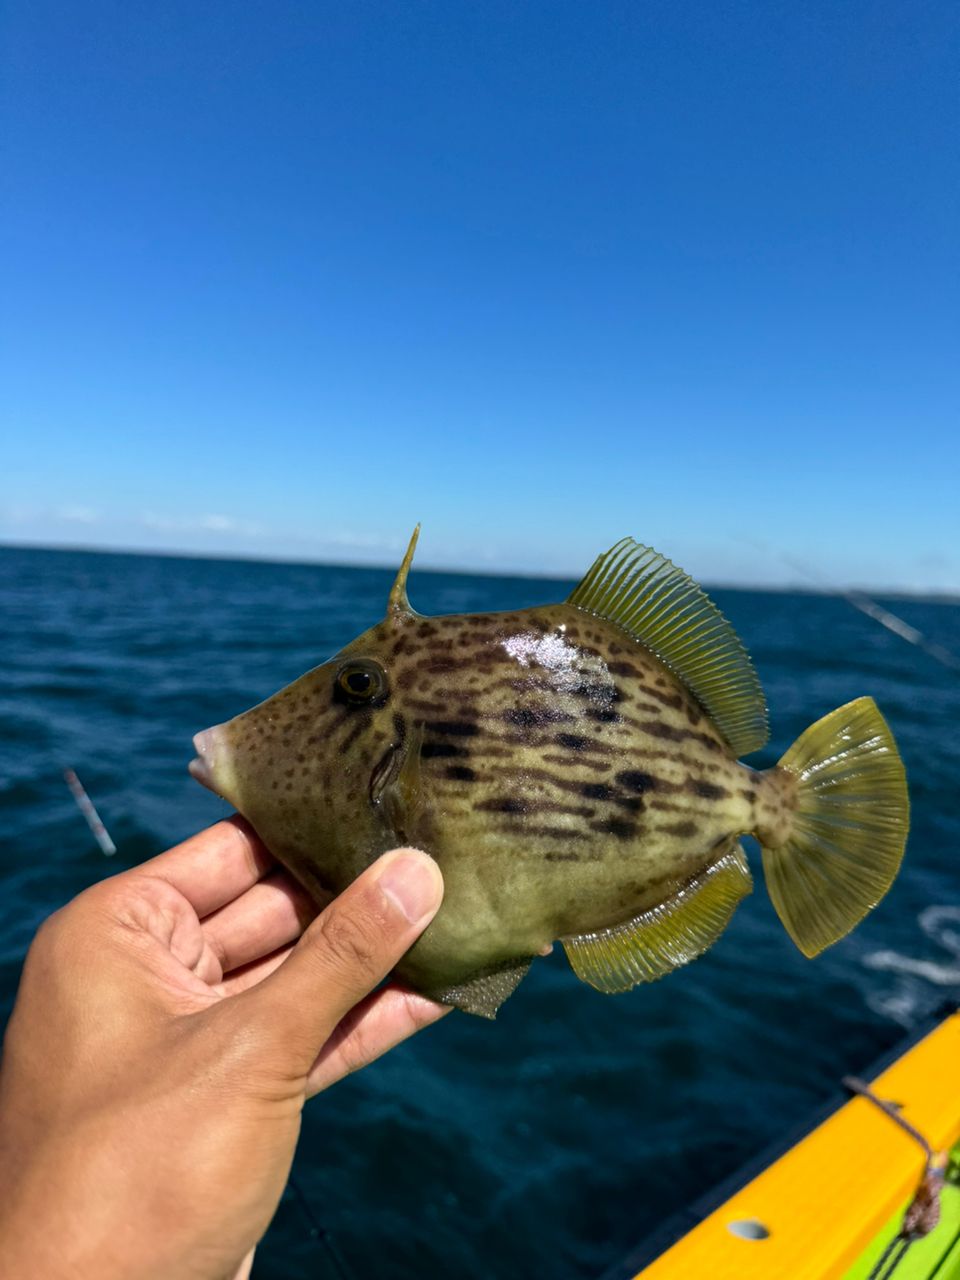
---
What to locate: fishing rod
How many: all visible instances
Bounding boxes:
[63,768,117,855]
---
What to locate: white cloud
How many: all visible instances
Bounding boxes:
[56,505,99,524]
[325,530,405,553]
[140,511,264,537]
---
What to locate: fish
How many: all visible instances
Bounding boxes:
[189,529,910,1018]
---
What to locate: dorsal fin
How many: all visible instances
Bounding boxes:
[568,538,768,756]
[387,525,421,615]
[562,843,752,991]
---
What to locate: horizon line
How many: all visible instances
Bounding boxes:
[2,537,958,605]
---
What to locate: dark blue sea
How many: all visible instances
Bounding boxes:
[2,546,959,1279]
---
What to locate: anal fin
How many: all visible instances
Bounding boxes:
[429,957,533,1019]
[562,845,752,993]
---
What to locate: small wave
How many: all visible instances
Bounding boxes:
[865,989,920,1028]
[918,905,960,957]
[859,904,960,1029]
[862,949,960,985]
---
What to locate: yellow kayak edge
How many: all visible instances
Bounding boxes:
[615,1004,960,1280]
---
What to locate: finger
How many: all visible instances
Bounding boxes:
[229,1248,256,1280]
[138,818,275,916]
[201,871,319,976]
[238,848,443,1073]
[306,984,450,1095]
[215,943,296,997]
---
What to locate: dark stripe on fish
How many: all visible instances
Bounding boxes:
[689,779,728,800]
[421,742,468,759]
[426,720,480,737]
[446,765,476,781]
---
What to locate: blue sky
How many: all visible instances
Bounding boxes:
[2,1,957,590]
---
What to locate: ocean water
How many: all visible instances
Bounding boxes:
[1,545,959,1280]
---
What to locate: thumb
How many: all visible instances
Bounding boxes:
[237,848,443,1075]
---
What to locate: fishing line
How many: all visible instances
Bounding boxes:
[844,1076,950,1279]
[286,1171,353,1279]
[732,536,959,672]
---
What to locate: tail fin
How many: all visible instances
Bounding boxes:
[758,697,909,958]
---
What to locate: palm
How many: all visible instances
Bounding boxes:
[123,818,447,1092]
[126,838,317,1011]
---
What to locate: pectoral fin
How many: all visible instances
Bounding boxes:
[372,722,424,846]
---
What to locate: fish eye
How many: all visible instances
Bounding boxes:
[335,660,388,706]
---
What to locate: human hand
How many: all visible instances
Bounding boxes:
[0,819,446,1280]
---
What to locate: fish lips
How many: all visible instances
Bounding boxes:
[189,726,230,799]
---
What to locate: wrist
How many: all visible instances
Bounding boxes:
[0,1144,129,1280]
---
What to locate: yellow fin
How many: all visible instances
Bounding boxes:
[761,696,909,958]
[387,525,421,615]
[568,538,768,756]
[562,845,752,992]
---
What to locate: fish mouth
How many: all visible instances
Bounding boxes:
[189,727,231,798]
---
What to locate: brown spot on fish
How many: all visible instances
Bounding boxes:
[532,828,588,842]
[542,753,611,773]
[421,741,467,759]
[476,797,526,815]
[639,719,686,742]
[590,817,636,841]
[616,770,658,793]
[586,707,621,723]
[446,765,476,782]
[340,720,369,752]
[582,783,613,800]
[615,796,645,814]
[690,779,728,801]
[427,720,480,737]
[607,661,641,678]
[659,820,697,838]
[405,697,448,714]
[646,686,683,710]
[505,707,573,728]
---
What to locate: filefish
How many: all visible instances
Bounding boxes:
[190,530,909,1018]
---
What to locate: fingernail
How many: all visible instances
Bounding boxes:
[379,851,441,924]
